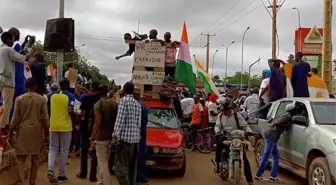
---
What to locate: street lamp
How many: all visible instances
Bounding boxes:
[248,57,261,92]
[241,26,250,91]
[222,41,235,90]
[211,49,219,77]
[292,7,301,28]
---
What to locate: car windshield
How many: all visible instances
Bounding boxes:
[147,107,179,129]
[310,102,336,125]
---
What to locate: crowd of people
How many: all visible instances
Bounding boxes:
[177,55,334,185]
[0,24,335,185]
[0,27,151,185]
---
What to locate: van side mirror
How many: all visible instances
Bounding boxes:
[292,115,307,126]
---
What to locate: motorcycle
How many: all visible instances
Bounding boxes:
[211,130,256,185]
[211,133,230,181]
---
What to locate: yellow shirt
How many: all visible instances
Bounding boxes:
[47,90,75,132]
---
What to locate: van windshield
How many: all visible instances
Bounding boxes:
[310,102,336,125]
[147,107,179,129]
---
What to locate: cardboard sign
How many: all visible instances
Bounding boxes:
[132,70,165,85]
[133,41,165,68]
[68,68,78,87]
[165,47,176,64]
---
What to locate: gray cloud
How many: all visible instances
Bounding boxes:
[0,0,334,85]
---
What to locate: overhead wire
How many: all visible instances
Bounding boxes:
[208,0,258,34]
[213,3,263,35]
[190,0,244,45]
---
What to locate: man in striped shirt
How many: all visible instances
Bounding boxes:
[112,82,142,185]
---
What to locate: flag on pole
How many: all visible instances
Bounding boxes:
[194,56,220,96]
[46,64,55,76]
[174,22,196,94]
[283,63,329,98]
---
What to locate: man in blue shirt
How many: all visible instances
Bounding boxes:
[134,88,149,185]
[268,59,287,101]
[291,52,311,97]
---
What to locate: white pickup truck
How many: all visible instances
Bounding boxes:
[248,98,336,185]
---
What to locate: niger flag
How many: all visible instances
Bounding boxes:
[283,63,329,98]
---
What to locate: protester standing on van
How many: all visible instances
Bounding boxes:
[268,59,287,101]
[0,32,27,134]
[291,52,311,97]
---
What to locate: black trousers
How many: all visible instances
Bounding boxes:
[215,142,253,183]
[115,141,139,185]
[79,126,98,179]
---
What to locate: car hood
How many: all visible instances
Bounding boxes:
[146,128,183,148]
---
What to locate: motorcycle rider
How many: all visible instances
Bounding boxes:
[214,98,254,185]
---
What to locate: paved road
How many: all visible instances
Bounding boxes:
[0,151,304,185]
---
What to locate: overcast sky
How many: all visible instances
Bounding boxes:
[0,0,335,84]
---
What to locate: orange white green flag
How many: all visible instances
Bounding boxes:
[194,56,220,96]
[174,22,196,94]
[46,64,55,76]
[283,63,329,98]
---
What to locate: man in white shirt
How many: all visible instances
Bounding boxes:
[207,94,218,128]
[180,91,194,122]
[0,32,28,132]
[259,69,271,104]
[243,88,260,119]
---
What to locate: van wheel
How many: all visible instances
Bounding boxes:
[254,138,271,169]
[308,157,332,185]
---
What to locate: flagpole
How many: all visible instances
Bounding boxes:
[137,19,140,33]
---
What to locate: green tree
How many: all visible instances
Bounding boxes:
[287,54,296,64]
[34,41,115,88]
[226,72,262,87]
[212,75,223,85]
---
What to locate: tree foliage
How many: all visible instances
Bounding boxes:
[212,72,262,88]
[34,41,117,89]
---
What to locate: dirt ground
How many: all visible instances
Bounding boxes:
[0,151,304,185]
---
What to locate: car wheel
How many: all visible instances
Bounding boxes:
[308,157,332,185]
[175,155,186,177]
[254,138,271,169]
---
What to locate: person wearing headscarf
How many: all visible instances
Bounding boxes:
[259,69,271,104]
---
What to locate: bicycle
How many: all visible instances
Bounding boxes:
[181,122,203,150]
[196,127,216,154]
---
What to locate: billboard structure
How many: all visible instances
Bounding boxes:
[294,26,323,76]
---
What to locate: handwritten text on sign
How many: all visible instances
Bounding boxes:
[133,41,165,68]
[165,47,176,64]
[132,70,165,85]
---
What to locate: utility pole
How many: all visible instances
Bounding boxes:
[271,0,278,59]
[56,0,65,83]
[201,33,216,73]
[322,0,333,92]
